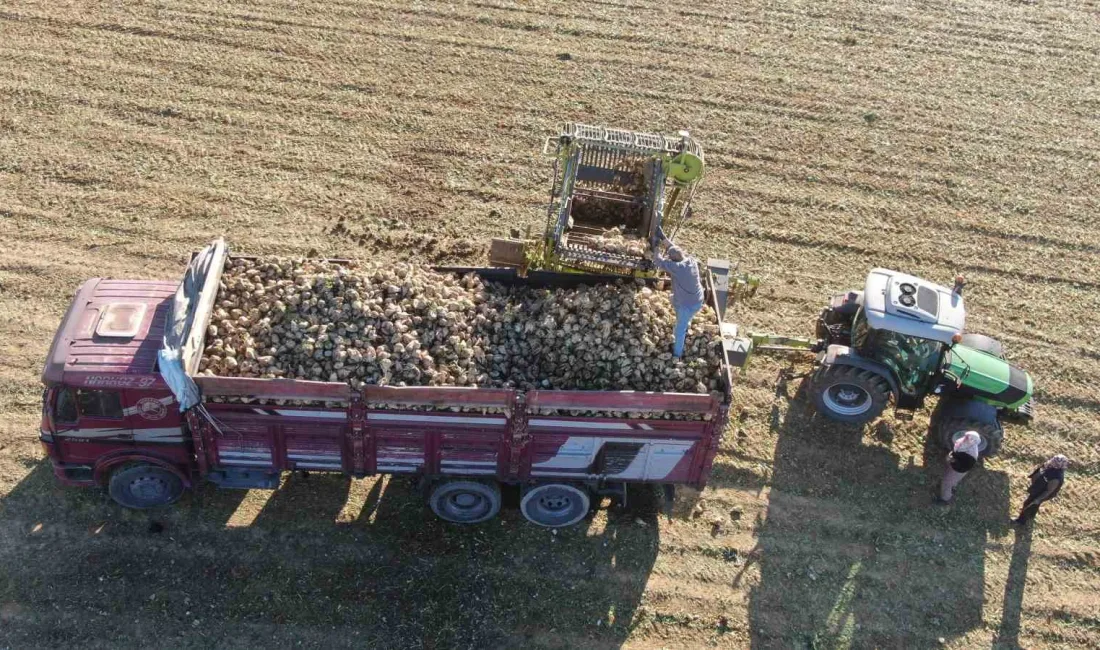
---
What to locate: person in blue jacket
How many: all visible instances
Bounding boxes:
[652,227,704,358]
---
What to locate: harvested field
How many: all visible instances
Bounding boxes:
[1,0,1098,648]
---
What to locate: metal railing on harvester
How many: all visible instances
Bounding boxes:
[528,122,705,276]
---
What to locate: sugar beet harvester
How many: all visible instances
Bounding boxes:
[486,123,1034,460]
[489,122,750,291]
[490,122,701,276]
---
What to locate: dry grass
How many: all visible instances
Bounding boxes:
[2,0,1099,647]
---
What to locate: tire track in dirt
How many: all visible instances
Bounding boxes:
[3,0,1099,645]
[6,6,1091,170]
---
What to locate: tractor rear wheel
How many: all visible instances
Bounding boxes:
[811,365,891,424]
[937,416,1003,458]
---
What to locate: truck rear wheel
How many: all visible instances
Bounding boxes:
[108,464,184,509]
[429,480,501,524]
[937,417,1003,458]
[811,365,891,424]
[520,483,591,528]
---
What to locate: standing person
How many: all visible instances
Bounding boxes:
[1013,455,1069,526]
[652,227,704,358]
[938,431,981,503]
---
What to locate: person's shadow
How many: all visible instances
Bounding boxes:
[747,366,1011,648]
[995,526,1033,649]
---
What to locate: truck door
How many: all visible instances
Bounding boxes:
[51,387,134,463]
[122,390,182,444]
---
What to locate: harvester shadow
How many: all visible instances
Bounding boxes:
[748,378,1010,648]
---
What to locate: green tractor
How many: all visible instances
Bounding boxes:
[808,268,1034,457]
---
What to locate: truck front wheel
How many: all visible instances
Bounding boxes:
[811,365,891,424]
[108,464,185,509]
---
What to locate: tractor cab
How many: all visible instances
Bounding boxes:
[850,269,965,403]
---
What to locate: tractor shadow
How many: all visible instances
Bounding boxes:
[0,462,657,649]
[748,372,1011,648]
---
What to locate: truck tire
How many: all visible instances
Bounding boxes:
[960,333,1005,359]
[520,483,591,528]
[108,464,185,509]
[937,416,1003,458]
[811,365,891,424]
[429,480,501,524]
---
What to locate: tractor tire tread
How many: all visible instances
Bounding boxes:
[811,364,891,424]
[937,416,1003,458]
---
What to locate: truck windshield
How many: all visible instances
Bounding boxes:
[851,309,945,396]
[55,387,78,423]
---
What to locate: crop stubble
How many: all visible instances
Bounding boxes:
[0,0,1098,648]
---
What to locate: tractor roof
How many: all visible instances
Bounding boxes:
[863,268,965,344]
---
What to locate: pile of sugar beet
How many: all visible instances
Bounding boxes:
[199,257,725,399]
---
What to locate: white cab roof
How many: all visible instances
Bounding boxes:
[863,269,965,344]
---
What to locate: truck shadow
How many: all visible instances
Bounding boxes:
[747,374,1010,648]
[0,462,657,650]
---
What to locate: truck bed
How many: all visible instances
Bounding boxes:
[177,242,734,489]
[189,380,727,488]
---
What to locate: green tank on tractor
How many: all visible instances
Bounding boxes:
[803,269,1034,457]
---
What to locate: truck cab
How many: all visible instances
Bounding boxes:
[40,278,190,493]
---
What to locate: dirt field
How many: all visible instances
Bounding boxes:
[2,0,1098,647]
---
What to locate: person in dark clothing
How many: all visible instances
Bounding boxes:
[1013,454,1068,526]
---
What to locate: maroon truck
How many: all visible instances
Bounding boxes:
[39,240,740,527]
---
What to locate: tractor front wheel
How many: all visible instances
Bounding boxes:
[937,416,1003,458]
[811,365,891,424]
